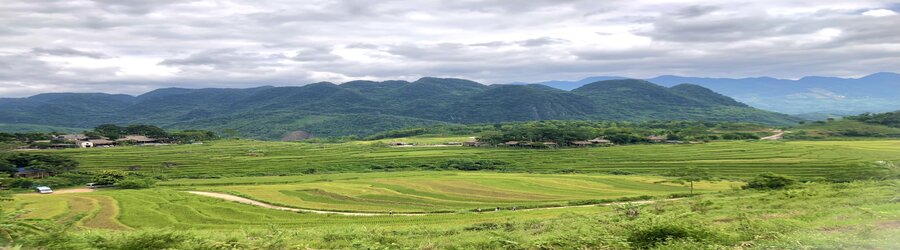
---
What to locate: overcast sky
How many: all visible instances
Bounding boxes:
[1,0,899,97]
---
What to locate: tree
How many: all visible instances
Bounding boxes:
[94,124,124,139]
[0,154,16,177]
[667,167,713,195]
[92,170,127,185]
[125,125,168,138]
[743,173,795,190]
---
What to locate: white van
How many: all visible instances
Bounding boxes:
[36,186,53,194]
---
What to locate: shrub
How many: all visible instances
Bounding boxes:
[743,173,795,190]
[627,222,716,249]
[92,170,126,185]
[609,169,635,175]
[464,222,500,231]
[440,159,508,171]
[114,178,156,189]
[7,178,34,189]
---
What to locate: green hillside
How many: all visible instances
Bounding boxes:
[0,78,800,139]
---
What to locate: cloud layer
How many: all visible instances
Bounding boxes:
[1,0,899,97]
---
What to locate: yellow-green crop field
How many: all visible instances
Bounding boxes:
[191,172,738,212]
[40,139,900,178]
[3,138,899,249]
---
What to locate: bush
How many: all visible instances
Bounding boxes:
[92,170,127,185]
[743,173,795,190]
[440,159,508,171]
[627,222,716,249]
[609,169,635,175]
[114,178,156,189]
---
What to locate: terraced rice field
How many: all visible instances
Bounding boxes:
[8,193,129,230]
[41,139,900,178]
[3,188,614,231]
[191,172,736,212]
[1,172,732,230]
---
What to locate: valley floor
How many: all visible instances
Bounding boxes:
[2,138,899,249]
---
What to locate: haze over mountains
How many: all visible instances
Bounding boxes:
[0,78,796,140]
[520,72,900,117]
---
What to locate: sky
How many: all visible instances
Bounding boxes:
[1,0,899,97]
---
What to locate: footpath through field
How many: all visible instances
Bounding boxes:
[186,191,678,216]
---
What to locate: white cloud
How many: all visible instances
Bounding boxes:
[862,9,897,17]
[0,0,898,97]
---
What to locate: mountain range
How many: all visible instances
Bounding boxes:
[0,78,798,140]
[517,72,900,116]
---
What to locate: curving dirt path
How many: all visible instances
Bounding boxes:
[761,130,784,140]
[185,191,680,216]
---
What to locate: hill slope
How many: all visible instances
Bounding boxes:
[0,78,798,139]
[525,72,900,115]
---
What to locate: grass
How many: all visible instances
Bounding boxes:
[789,120,900,138]
[39,139,900,178]
[4,137,899,248]
[4,180,898,249]
[187,172,736,212]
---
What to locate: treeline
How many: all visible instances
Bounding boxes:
[0,152,85,188]
[0,124,217,144]
[367,120,767,145]
[0,152,162,189]
[90,124,217,142]
[846,111,900,128]
[0,132,52,143]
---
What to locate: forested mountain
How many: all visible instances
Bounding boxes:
[0,78,798,139]
[521,72,900,115]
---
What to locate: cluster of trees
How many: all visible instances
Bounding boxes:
[90,124,217,142]
[365,120,771,146]
[0,132,54,143]
[846,111,900,128]
[0,152,161,189]
[91,170,157,189]
[0,153,78,178]
[416,120,766,146]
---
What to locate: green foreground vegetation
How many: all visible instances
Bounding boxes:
[1,134,898,249]
[2,179,897,249]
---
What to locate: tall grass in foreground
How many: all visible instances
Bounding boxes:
[6,180,899,249]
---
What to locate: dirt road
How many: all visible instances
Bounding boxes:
[20,188,96,196]
[186,191,679,216]
[761,130,784,140]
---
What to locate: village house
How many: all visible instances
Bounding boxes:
[542,142,558,147]
[504,141,521,146]
[14,167,48,178]
[647,135,667,142]
[588,138,612,144]
[116,135,160,144]
[55,134,87,141]
[83,139,115,148]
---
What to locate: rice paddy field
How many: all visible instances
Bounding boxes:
[187,172,739,212]
[41,139,900,178]
[3,180,898,249]
[3,138,899,249]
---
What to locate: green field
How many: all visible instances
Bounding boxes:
[188,172,737,212]
[3,138,899,249]
[41,139,900,178]
[4,180,898,249]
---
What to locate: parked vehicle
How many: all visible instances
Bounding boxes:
[36,186,53,194]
